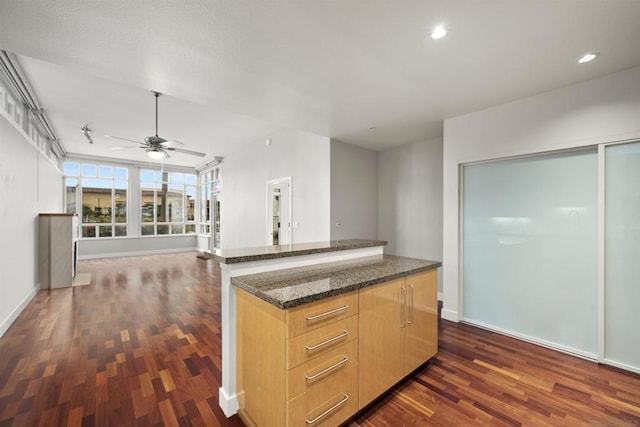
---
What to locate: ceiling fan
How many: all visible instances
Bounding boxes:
[108,91,206,159]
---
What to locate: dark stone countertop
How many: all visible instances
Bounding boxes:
[231,254,441,309]
[207,238,387,264]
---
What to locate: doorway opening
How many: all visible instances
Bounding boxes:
[266,177,291,245]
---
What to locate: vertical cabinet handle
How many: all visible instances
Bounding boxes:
[400,287,406,328]
[408,284,414,325]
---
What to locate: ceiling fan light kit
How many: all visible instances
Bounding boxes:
[146,148,166,160]
[108,90,207,160]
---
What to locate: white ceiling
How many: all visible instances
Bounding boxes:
[1,1,640,167]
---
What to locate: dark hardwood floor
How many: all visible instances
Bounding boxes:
[0,252,639,426]
[0,253,243,427]
[350,318,640,426]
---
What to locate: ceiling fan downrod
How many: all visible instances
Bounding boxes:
[153,91,161,137]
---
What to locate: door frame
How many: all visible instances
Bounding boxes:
[265,176,292,245]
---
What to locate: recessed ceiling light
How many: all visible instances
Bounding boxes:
[431,25,447,40]
[578,53,599,64]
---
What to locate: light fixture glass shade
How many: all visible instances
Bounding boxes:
[147,149,165,160]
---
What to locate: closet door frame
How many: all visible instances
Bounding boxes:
[458,140,640,374]
[599,138,640,374]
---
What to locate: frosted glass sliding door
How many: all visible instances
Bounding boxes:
[463,149,598,356]
[605,141,640,372]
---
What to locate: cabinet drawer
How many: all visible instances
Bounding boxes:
[287,339,357,400]
[286,291,358,338]
[287,315,358,369]
[286,362,358,427]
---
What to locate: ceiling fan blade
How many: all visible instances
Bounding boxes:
[110,146,144,150]
[168,147,207,157]
[107,135,145,145]
[160,140,185,147]
[106,93,195,160]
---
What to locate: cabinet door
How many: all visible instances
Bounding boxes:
[405,270,438,374]
[358,279,405,409]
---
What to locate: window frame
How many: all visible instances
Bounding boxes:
[139,168,197,236]
[197,167,222,247]
[63,160,129,239]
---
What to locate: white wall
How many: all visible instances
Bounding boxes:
[442,66,640,322]
[220,127,330,249]
[79,235,198,259]
[330,140,378,240]
[378,138,443,293]
[0,114,62,337]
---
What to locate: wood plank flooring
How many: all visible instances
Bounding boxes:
[0,253,243,427]
[350,313,640,426]
[0,252,639,426]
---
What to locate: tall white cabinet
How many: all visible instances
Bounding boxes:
[39,213,78,289]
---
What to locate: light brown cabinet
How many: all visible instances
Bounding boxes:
[358,270,438,408]
[404,271,438,372]
[358,278,405,407]
[236,268,438,425]
[237,290,359,427]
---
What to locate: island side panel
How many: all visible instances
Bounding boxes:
[236,288,286,426]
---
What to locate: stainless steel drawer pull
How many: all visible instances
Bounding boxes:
[305,393,349,424]
[408,284,415,324]
[305,356,349,381]
[400,287,406,328]
[305,304,349,321]
[305,330,349,351]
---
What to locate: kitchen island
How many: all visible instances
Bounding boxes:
[231,253,441,426]
[208,239,389,416]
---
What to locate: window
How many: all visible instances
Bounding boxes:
[64,162,128,238]
[64,160,202,240]
[198,168,221,247]
[212,169,221,248]
[140,169,196,235]
[200,171,212,235]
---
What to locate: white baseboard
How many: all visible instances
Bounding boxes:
[603,358,640,375]
[441,308,459,322]
[218,387,239,417]
[79,247,198,260]
[437,291,443,301]
[462,318,597,361]
[0,286,38,338]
